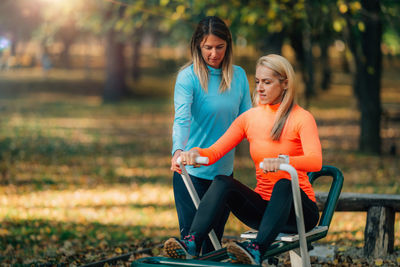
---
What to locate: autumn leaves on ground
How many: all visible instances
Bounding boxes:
[0,65,399,266]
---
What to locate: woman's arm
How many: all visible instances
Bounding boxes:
[195,112,247,165]
[289,111,322,172]
[171,70,194,172]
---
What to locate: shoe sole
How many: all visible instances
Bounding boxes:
[227,243,256,265]
[164,238,193,259]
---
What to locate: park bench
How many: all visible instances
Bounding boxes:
[132,165,344,266]
[315,192,400,258]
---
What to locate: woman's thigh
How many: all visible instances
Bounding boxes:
[217,176,268,230]
[173,172,212,233]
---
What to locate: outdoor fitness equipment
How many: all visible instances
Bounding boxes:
[132,159,344,267]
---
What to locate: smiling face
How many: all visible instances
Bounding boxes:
[200,34,227,69]
[255,65,288,105]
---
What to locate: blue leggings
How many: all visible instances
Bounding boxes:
[189,175,319,254]
[173,172,230,254]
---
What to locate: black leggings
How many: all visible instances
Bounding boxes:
[190,175,319,254]
[173,172,230,254]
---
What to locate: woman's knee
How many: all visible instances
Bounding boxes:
[207,175,236,195]
[273,178,292,193]
[213,175,234,187]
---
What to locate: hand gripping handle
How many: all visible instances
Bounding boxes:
[177,156,209,165]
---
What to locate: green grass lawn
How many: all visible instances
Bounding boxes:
[0,66,399,265]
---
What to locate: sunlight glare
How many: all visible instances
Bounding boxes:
[40,0,65,3]
[38,0,78,11]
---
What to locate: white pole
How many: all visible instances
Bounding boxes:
[260,162,311,267]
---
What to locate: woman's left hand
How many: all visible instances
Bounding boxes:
[261,157,286,173]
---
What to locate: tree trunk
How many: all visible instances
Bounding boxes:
[258,31,285,55]
[103,29,127,102]
[102,5,128,102]
[131,28,143,81]
[320,39,331,91]
[303,35,314,102]
[302,2,315,103]
[344,0,382,154]
[358,0,382,154]
[59,21,77,69]
[289,21,314,107]
[60,39,73,69]
[341,49,350,73]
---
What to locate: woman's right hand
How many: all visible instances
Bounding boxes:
[180,149,201,168]
[261,157,286,173]
[171,149,202,174]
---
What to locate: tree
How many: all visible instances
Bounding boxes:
[203,0,319,104]
[103,5,128,102]
[340,0,383,154]
[131,26,143,81]
[32,0,89,70]
[57,18,80,69]
[82,0,183,101]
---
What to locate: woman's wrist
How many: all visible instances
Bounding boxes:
[173,149,183,157]
[278,154,289,164]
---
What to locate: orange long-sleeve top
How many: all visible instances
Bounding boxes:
[195,103,322,202]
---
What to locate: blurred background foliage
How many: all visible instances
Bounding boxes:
[0,0,399,265]
[1,0,399,152]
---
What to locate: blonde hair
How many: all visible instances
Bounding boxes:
[182,16,233,92]
[255,54,296,141]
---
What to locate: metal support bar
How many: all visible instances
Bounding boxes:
[279,163,311,267]
[179,162,222,250]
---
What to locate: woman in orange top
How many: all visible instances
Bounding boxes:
[164,54,322,265]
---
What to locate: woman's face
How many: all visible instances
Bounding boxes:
[200,34,227,69]
[255,65,287,105]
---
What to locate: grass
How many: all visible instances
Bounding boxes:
[0,62,399,265]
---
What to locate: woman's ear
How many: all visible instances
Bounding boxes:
[282,79,288,90]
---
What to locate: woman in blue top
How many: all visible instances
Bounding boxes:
[171,16,252,254]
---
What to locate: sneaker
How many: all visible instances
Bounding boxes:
[164,234,197,259]
[227,240,261,265]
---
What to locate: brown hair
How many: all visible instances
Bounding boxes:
[182,16,233,92]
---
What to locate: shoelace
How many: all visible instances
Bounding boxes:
[247,242,260,251]
[181,234,195,250]
[184,234,195,242]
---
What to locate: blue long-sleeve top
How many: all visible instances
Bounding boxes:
[172,64,252,180]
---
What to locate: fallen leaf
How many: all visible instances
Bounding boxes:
[375,258,383,266]
[0,228,10,236]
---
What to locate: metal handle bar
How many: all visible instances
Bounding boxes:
[259,161,311,267]
[177,156,209,165]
